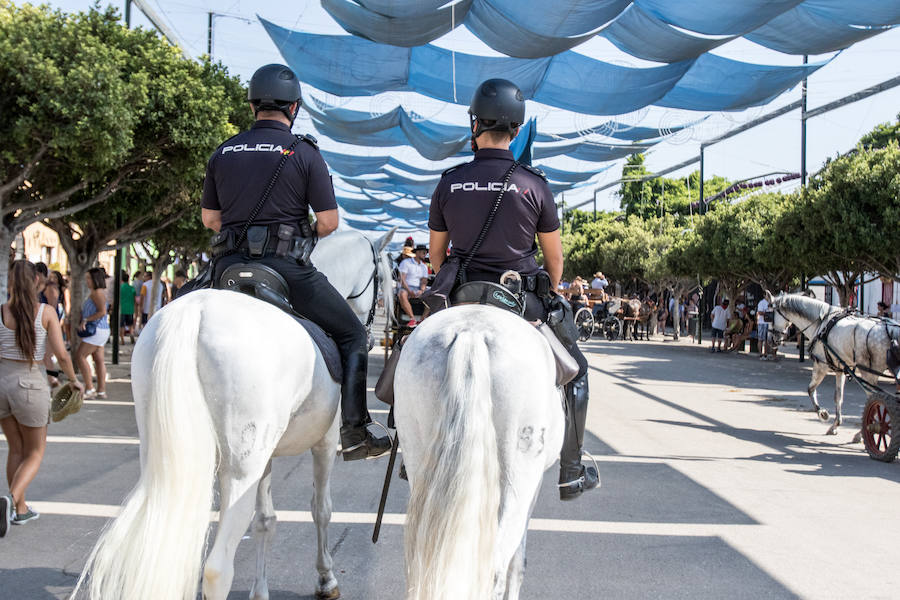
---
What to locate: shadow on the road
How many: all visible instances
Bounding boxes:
[590,355,900,481]
[227,591,317,599]
[0,567,75,599]
[526,531,800,600]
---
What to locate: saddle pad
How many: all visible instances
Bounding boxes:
[293,316,343,383]
[450,281,524,315]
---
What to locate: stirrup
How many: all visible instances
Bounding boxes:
[557,450,600,486]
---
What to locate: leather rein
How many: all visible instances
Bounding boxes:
[346,237,380,330]
[775,305,900,394]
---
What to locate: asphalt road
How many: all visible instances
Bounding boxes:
[1,325,899,599]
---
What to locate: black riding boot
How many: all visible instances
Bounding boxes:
[340,346,392,461]
[558,373,600,501]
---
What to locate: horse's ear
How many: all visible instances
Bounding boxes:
[765,289,774,303]
[375,226,398,254]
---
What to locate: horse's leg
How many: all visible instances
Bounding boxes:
[203,467,264,600]
[310,424,340,600]
[851,390,870,444]
[807,363,829,421]
[826,372,845,435]
[249,461,275,600]
[491,474,542,600]
[502,528,529,600]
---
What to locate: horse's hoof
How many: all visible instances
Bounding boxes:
[851,431,863,444]
[316,586,341,600]
[826,427,838,435]
[817,409,829,421]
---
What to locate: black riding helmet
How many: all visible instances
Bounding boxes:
[468,78,525,151]
[248,64,302,125]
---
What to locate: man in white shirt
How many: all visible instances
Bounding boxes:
[141,272,165,321]
[756,297,771,359]
[710,298,729,352]
[590,272,608,291]
[398,244,429,327]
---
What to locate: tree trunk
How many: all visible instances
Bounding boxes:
[0,226,13,300]
[671,282,689,340]
[827,270,858,307]
[148,252,173,318]
[48,222,103,349]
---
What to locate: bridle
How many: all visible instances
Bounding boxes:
[346,237,380,331]
[770,304,818,346]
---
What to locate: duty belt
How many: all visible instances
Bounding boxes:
[212,223,315,265]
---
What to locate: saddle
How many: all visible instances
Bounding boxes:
[217,263,342,382]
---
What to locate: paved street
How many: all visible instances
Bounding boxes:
[2,327,899,599]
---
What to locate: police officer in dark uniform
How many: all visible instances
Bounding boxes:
[429,78,599,500]
[200,64,390,461]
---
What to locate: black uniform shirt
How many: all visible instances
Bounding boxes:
[428,148,559,275]
[201,120,337,232]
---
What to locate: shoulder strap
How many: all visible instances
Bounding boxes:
[442,162,467,176]
[233,136,303,250]
[299,133,319,150]
[459,161,519,279]
[520,163,547,181]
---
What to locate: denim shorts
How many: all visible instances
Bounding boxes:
[757,323,769,343]
[711,327,724,339]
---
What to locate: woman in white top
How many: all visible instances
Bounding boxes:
[74,268,110,399]
[0,261,83,537]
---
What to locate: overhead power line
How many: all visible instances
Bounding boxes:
[129,0,191,59]
[569,72,900,212]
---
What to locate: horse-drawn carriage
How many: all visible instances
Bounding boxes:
[771,293,900,463]
[573,293,650,342]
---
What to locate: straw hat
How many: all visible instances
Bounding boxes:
[51,382,83,423]
[401,246,415,258]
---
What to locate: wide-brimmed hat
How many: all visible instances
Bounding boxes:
[593,272,604,278]
[414,244,428,253]
[401,247,415,258]
[51,382,83,423]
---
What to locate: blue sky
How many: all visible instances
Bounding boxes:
[42,1,900,219]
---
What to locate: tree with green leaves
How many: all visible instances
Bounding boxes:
[789,142,900,304]
[859,115,899,149]
[0,3,143,296]
[616,153,729,222]
[0,4,251,322]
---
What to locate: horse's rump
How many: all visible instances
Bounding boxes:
[395,305,563,600]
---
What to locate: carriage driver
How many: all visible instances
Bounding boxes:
[200,64,391,461]
[429,79,600,500]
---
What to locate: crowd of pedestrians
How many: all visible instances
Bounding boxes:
[0,260,186,537]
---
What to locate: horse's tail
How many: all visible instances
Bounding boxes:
[74,299,217,600]
[405,331,499,600]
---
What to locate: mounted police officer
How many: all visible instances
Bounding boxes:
[429,78,599,500]
[200,64,391,461]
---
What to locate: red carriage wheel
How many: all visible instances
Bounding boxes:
[862,394,900,462]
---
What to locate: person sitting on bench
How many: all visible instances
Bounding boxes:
[398,244,429,327]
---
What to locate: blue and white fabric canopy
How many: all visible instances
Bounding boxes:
[307,94,702,160]
[263,19,828,115]
[316,0,900,59]
[257,2,899,233]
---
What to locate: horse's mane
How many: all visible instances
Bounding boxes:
[776,293,834,321]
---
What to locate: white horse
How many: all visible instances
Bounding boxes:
[73,229,397,600]
[770,292,898,437]
[312,227,396,346]
[394,305,565,600]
